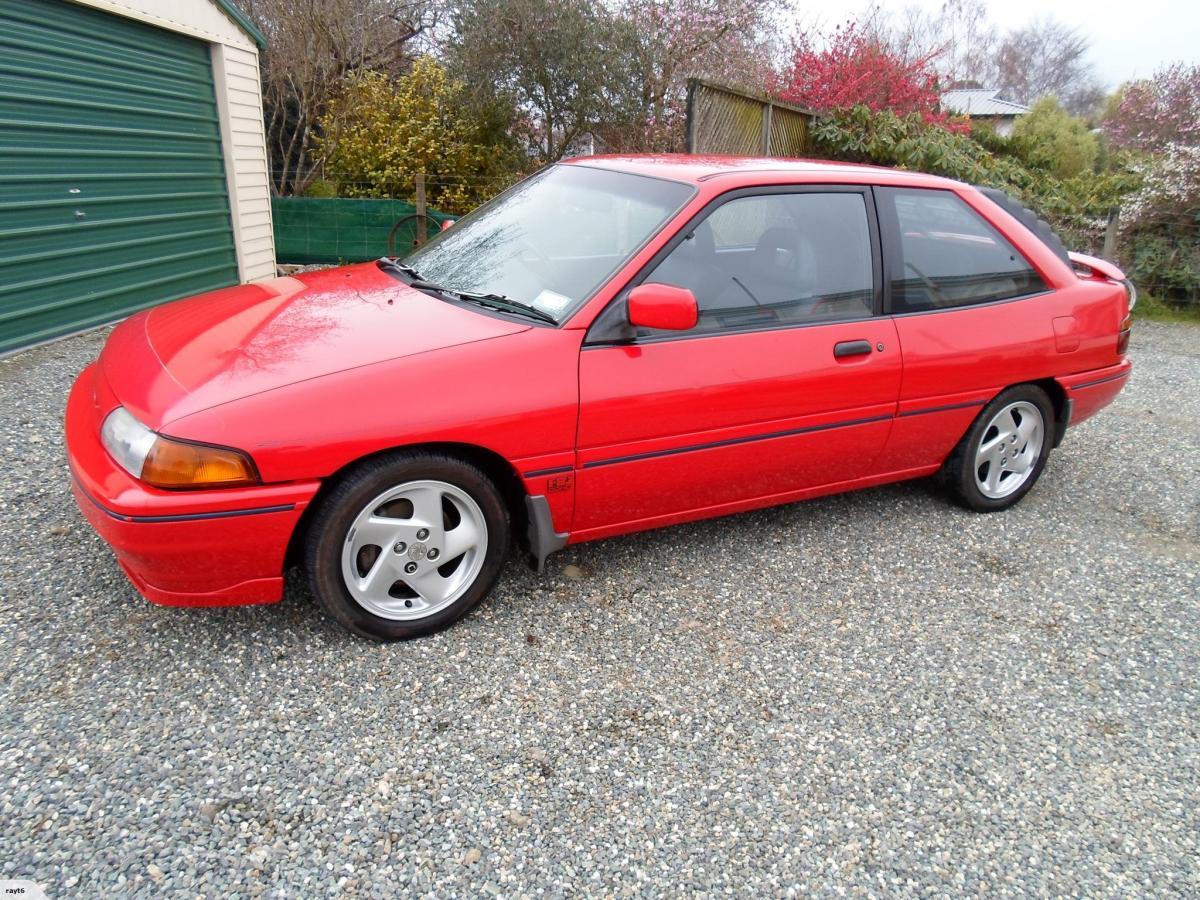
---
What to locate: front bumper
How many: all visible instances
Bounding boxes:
[66,364,320,606]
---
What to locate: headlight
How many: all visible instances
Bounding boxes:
[100,407,259,490]
[100,407,157,477]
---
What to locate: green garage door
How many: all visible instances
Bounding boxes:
[0,0,240,355]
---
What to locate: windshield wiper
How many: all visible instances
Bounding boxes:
[382,259,558,325]
[456,290,559,325]
[407,279,558,325]
[378,258,422,280]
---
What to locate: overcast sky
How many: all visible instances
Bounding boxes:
[797,0,1198,89]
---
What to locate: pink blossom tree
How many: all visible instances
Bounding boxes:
[1104,63,1200,152]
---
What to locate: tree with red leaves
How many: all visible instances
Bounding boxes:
[773,21,962,130]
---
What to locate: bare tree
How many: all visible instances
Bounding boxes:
[862,3,1103,114]
[244,0,444,194]
[987,18,1103,114]
[610,0,781,146]
[860,0,995,83]
[934,0,997,86]
[447,0,629,162]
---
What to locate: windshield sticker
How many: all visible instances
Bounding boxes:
[533,290,573,314]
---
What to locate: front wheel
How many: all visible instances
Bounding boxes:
[941,385,1054,512]
[305,452,510,640]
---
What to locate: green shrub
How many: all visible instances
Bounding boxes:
[1126,223,1200,306]
[811,105,1139,255]
[314,58,525,214]
[810,106,1031,192]
[303,178,339,199]
[1010,98,1099,179]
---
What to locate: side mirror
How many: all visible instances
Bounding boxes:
[627,283,698,331]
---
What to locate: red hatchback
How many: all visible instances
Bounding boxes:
[66,156,1133,639]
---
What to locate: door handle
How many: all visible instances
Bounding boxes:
[833,340,873,358]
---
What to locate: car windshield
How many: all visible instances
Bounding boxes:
[400,164,694,323]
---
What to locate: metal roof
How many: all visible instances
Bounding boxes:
[941,89,1031,117]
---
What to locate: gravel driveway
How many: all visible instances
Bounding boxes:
[1,322,1196,897]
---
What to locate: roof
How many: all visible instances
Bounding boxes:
[214,0,267,48]
[941,89,1030,118]
[563,154,961,189]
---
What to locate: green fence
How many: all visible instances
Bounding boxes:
[272,197,451,265]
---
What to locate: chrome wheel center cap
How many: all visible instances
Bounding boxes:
[408,542,428,562]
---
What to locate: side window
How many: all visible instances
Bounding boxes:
[879,187,1047,313]
[640,191,875,336]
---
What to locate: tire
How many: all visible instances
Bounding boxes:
[304,451,510,640]
[940,385,1055,512]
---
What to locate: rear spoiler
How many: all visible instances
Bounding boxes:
[975,186,1071,267]
[1070,251,1136,310]
[976,187,1131,287]
[1068,251,1126,282]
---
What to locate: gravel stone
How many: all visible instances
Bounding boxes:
[0,321,1197,897]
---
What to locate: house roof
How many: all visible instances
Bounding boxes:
[214,0,267,48]
[941,89,1030,117]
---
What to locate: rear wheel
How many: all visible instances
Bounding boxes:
[941,385,1054,512]
[305,452,509,640]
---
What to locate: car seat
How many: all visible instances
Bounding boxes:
[648,220,722,306]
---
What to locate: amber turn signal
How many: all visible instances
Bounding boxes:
[140,436,260,489]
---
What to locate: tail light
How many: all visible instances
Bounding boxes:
[1117,313,1132,356]
[1116,280,1135,356]
[1123,279,1138,311]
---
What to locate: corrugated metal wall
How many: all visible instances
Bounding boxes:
[0,0,240,355]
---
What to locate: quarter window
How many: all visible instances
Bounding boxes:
[639,191,875,337]
[879,187,1047,313]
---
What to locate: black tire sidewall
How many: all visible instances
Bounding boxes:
[953,386,1055,512]
[305,453,510,640]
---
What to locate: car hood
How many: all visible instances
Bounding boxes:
[100,262,529,427]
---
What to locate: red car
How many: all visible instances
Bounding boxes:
[66,156,1133,639]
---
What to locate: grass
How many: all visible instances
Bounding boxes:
[1133,292,1200,324]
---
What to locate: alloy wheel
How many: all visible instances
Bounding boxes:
[973,400,1045,500]
[340,479,488,620]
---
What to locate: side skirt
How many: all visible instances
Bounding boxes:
[566,463,942,546]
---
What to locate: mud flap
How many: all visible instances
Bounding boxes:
[525,495,568,574]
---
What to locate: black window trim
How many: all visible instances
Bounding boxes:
[875,185,1051,318]
[886,285,1056,319]
[583,183,885,348]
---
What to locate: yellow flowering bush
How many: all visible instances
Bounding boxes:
[315,58,519,214]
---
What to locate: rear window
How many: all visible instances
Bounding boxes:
[879,187,1047,314]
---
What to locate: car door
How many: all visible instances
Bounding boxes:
[572,186,902,536]
[873,186,1059,471]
